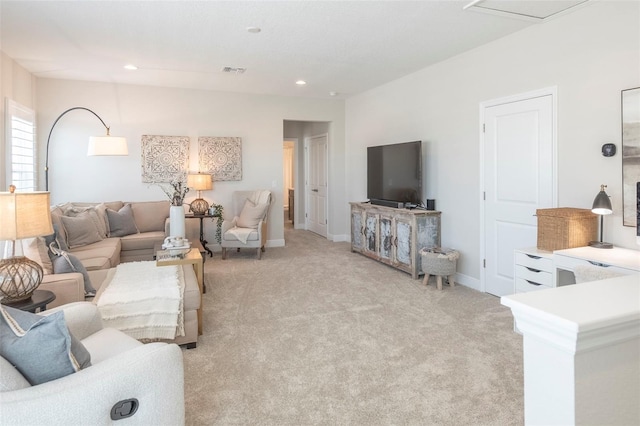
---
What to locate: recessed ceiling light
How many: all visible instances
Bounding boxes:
[246,26,261,33]
[296,80,307,86]
[329,91,339,97]
[123,64,138,70]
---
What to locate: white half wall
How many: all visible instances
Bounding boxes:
[36,79,345,248]
[345,1,640,281]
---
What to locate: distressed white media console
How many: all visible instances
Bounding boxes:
[349,202,441,279]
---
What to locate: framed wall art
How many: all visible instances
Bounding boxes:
[198,137,242,181]
[622,87,640,226]
[141,135,190,183]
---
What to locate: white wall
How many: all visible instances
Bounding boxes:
[1,51,37,191]
[36,79,345,248]
[345,1,640,283]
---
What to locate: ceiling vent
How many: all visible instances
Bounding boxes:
[222,67,246,74]
[463,0,591,22]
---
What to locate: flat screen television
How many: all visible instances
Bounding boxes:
[367,141,422,206]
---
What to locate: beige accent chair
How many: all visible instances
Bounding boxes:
[0,302,185,425]
[221,190,273,260]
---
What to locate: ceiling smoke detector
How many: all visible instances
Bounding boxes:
[222,67,246,74]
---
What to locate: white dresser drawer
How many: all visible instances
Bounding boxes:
[515,277,551,293]
[515,264,553,286]
[515,252,554,272]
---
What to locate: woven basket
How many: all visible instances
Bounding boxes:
[536,208,597,251]
[420,247,459,276]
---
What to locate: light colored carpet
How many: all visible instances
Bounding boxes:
[183,228,524,425]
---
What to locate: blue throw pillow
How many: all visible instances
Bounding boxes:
[51,253,96,297]
[0,305,91,385]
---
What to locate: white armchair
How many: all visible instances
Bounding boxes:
[221,190,273,260]
[1,302,185,425]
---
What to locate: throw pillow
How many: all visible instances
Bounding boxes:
[20,237,53,275]
[51,252,97,297]
[64,205,109,238]
[0,305,91,385]
[60,212,104,249]
[106,204,139,237]
[237,200,269,229]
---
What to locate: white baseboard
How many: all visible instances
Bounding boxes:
[267,239,285,248]
[328,233,349,242]
[454,272,481,292]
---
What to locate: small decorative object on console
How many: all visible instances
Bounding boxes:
[161,236,191,257]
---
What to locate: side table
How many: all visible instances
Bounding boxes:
[2,289,56,313]
[156,248,204,335]
[185,213,214,258]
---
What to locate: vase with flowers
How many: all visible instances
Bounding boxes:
[156,178,190,238]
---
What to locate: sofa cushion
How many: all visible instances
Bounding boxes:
[106,204,139,237]
[63,204,109,238]
[60,212,104,249]
[129,201,170,233]
[70,239,120,271]
[0,305,91,385]
[120,231,166,252]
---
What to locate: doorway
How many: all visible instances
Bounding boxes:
[480,87,557,296]
[283,139,296,230]
[283,120,331,240]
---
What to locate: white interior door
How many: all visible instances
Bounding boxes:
[305,134,328,237]
[482,90,556,296]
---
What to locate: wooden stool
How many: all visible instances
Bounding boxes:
[422,273,455,290]
[420,247,459,290]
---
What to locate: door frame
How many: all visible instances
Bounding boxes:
[304,133,329,237]
[479,86,558,293]
[283,138,298,226]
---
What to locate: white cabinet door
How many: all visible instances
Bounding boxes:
[483,91,555,296]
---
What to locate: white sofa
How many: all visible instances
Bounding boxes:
[0,302,185,425]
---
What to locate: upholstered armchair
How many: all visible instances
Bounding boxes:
[1,302,185,425]
[221,190,273,259]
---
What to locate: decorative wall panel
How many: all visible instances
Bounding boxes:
[141,135,190,182]
[198,137,242,181]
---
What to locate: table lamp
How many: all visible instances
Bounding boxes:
[187,173,213,215]
[588,184,613,249]
[0,186,54,302]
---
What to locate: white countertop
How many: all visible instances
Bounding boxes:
[501,274,640,333]
[553,246,640,271]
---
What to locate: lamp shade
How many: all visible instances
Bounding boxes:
[87,136,128,156]
[591,185,612,215]
[187,173,213,191]
[0,191,53,240]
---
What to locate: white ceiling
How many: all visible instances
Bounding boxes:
[0,1,591,99]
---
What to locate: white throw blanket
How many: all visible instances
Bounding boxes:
[96,261,185,340]
[227,190,271,244]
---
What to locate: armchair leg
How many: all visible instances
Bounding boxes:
[257,247,262,260]
[222,247,227,260]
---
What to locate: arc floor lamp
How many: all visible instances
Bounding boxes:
[45,107,128,191]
